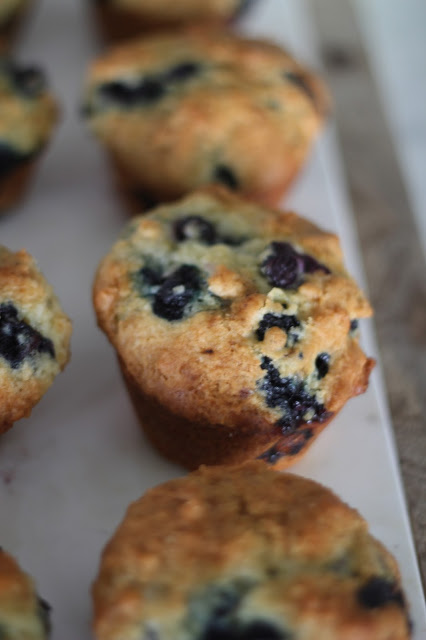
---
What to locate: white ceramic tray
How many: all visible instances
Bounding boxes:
[1,1,425,638]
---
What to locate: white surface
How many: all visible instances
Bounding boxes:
[354,0,426,258]
[0,0,425,638]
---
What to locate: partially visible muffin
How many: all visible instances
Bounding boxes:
[0,547,51,639]
[93,0,257,42]
[93,463,411,640]
[0,0,33,52]
[0,246,71,434]
[93,187,374,469]
[83,30,329,209]
[0,59,59,213]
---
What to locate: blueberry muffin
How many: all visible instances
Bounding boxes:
[0,246,72,434]
[0,0,33,52]
[82,30,329,209]
[93,0,257,42]
[93,187,374,469]
[0,548,51,639]
[0,59,59,213]
[92,463,411,640]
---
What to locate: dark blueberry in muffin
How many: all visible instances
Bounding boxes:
[174,215,217,245]
[358,577,405,610]
[0,144,29,181]
[166,61,202,83]
[259,356,329,433]
[255,313,300,343]
[315,352,330,378]
[11,66,46,99]
[0,303,55,369]
[213,165,239,191]
[203,619,286,640]
[99,78,166,108]
[37,597,52,635]
[261,242,330,289]
[152,265,203,321]
[350,319,359,333]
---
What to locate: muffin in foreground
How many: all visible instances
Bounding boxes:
[0,0,33,52]
[82,30,329,208]
[0,59,58,213]
[93,0,256,41]
[93,187,374,469]
[0,548,51,639]
[92,463,411,640]
[0,246,71,434]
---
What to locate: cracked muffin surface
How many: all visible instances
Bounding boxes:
[0,246,71,433]
[83,30,329,207]
[0,548,51,639]
[93,187,374,469]
[92,463,411,640]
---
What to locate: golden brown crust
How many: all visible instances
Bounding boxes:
[0,246,72,433]
[93,187,373,468]
[83,30,330,207]
[0,548,49,639]
[92,464,410,640]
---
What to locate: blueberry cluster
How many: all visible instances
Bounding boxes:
[260,241,330,290]
[1,60,46,99]
[259,356,329,433]
[173,215,244,246]
[255,312,300,345]
[0,302,55,369]
[95,61,202,109]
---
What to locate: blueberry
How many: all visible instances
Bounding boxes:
[350,319,359,332]
[0,144,29,181]
[214,165,239,191]
[315,352,330,379]
[99,77,166,107]
[260,242,330,290]
[259,428,314,464]
[255,313,300,343]
[259,357,329,434]
[358,577,405,609]
[152,265,202,321]
[166,61,201,83]
[174,215,217,245]
[139,265,164,287]
[242,621,287,640]
[37,598,52,636]
[1,61,46,99]
[0,303,55,369]
[284,71,316,106]
[203,620,287,640]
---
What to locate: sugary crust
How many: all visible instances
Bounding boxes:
[92,463,410,640]
[0,549,48,639]
[84,30,330,206]
[93,187,374,468]
[0,247,72,433]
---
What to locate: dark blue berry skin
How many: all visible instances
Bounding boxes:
[214,165,239,191]
[259,357,329,434]
[152,265,203,321]
[358,578,405,610]
[261,242,330,290]
[174,216,217,245]
[203,620,287,640]
[93,61,201,110]
[315,352,330,379]
[350,319,359,332]
[99,78,166,108]
[0,303,55,369]
[1,61,46,99]
[0,144,31,181]
[258,428,313,464]
[37,598,52,635]
[255,313,300,343]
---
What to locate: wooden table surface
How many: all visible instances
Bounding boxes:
[310,0,426,586]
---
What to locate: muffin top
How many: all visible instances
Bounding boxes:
[94,188,373,438]
[0,548,50,639]
[83,30,329,204]
[93,463,411,640]
[0,59,58,157]
[0,246,71,433]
